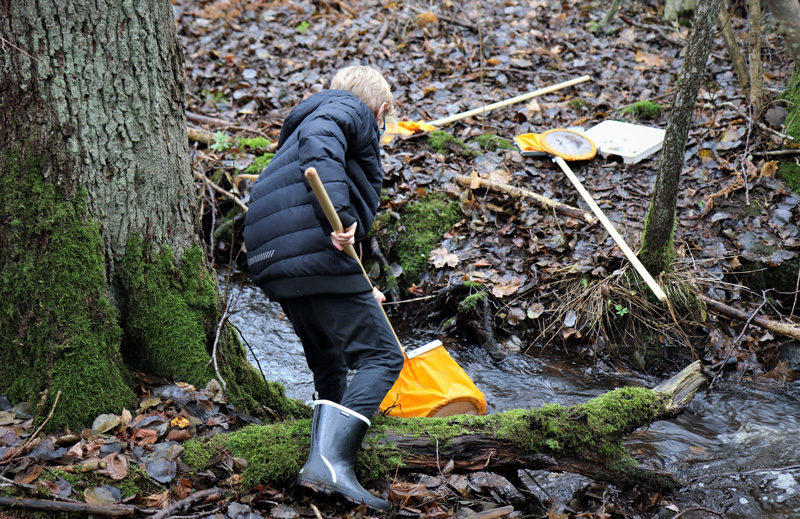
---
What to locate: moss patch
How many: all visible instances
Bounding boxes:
[119,238,217,385]
[469,133,516,152]
[621,100,663,120]
[235,137,271,153]
[427,131,481,157]
[184,386,666,487]
[119,238,309,420]
[374,192,462,283]
[0,152,136,431]
[243,153,274,176]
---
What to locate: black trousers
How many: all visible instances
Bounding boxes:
[279,291,404,418]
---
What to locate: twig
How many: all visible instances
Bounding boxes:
[370,237,400,302]
[792,261,800,316]
[717,101,795,142]
[21,390,61,450]
[0,36,43,63]
[228,320,286,421]
[707,296,765,393]
[454,173,595,224]
[699,294,800,341]
[185,111,271,139]
[193,170,249,212]
[751,148,800,156]
[311,504,324,519]
[381,294,435,305]
[209,296,232,392]
[150,487,229,519]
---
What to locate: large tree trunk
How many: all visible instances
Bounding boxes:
[185,362,707,493]
[0,0,303,431]
[640,0,722,276]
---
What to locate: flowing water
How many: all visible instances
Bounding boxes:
[227,277,800,518]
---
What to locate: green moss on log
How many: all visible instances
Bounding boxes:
[183,386,666,487]
[0,152,137,431]
[374,192,462,283]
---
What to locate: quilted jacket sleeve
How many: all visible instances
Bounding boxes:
[298,99,378,237]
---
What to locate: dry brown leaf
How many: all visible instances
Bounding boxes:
[98,453,129,481]
[165,429,192,442]
[430,247,460,269]
[173,478,194,500]
[16,464,43,485]
[417,11,437,26]
[761,160,779,178]
[141,489,171,509]
[634,51,663,68]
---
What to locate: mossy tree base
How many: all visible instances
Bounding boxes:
[0,153,307,431]
[183,362,706,493]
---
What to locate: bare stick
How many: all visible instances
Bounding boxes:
[193,170,249,212]
[453,174,596,224]
[0,37,43,63]
[150,488,229,519]
[209,296,232,392]
[555,157,667,302]
[699,294,800,341]
[0,496,134,517]
[22,390,61,450]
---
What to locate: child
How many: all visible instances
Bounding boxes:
[243,66,402,511]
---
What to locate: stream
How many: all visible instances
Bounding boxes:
[226,277,800,518]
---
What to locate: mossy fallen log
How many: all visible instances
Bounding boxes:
[183,361,706,493]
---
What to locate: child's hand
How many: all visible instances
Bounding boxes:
[372,287,386,304]
[330,222,357,251]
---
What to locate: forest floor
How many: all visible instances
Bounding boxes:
[4,0,800,518]
[176,0,800,381]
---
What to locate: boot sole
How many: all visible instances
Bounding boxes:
[296,476,390,511]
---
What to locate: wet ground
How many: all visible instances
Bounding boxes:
[228,276,800,519]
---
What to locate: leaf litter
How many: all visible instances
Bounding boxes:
[4,0,800,518]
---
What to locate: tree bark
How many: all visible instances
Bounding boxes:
[640,0,722,276]
[0,0,303,430]
[190,362,707,493]
[766,0,800,67]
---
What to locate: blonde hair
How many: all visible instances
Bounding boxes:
[330,66,396,123]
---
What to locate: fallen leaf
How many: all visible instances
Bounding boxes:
[430,247,460,269]
[16,464,43,485]
[141,489,171,509]
[139,397,161,410]
[98,453,129,481]
[417,11,437,26]
[634,50,663,68]
[507,306,526,325]
[84,485,121,505]
[91,414,121,434]
[761,160,778,178]
[527,303,544,319]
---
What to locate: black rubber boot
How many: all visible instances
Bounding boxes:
[296,400,391,511]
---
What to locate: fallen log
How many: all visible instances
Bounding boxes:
[0,496,135,517]
[454,174,596,224]
[183,361,706,493]
[699,294,800,341]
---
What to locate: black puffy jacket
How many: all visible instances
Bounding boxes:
[243,90,383,299]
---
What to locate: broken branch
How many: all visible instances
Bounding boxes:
[699,294,800,341]
[454,174,596,224]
